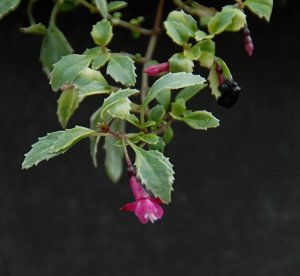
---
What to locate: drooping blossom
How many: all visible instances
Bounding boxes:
[144,62,169,76]
[120,175,164,224]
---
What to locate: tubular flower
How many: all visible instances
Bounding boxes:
[144,62,169,76]
[120,175,164,224]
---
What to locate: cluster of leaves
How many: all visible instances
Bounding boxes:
[1,0,273,205]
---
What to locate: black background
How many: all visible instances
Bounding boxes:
[0,1,299,275]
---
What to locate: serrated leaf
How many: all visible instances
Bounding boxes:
[91,20,113,46]
[164,10,198,46]
[83,47,111,69]
[90,106,102,167]
[103,119,124,183]
[208,6,246,35]
[244,0,273,21]
[171,110,219,130]
[100,88,138,121]
[107,55,136,86]
[95,0,108,18]
[208,57,232,99]
[107,1,127,13]
[40,25,73,75]
[22,126,95,169]
[50,54,93,91]
[0,0,20,19]
[148,137,165,153]
[169,53,194,73]
[143,72,205,107]
[130,144,174,204]
[175,83,206,102]
[57,89,80,128]
[20,23,47,35]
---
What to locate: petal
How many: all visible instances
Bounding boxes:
[120,202,137,212]
[153,202,164,219]
[130,176,149,200]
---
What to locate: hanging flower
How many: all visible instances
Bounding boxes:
[144,62,169,76]
[120,175,164,224]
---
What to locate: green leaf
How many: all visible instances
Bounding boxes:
[208,57,232,99]
[100,88,138,121]
[130,144,174,204]
[107,1,127,13]
[50,54,93,91]
[175,83,206,102]
[91,20,113,46]
[20,23,47,35]
[137,133,159,145]
[95,0,108,18]
[156,89,171,110]
[107,55,136,86]
[163,126,174,144]
[164,10,198,46]
[57,89,80,128]
[90,106,102,167]
[40,25,73,75]
[171,110,219,130]
[198,40,215,68]
[148,137,165,153]
[143,72,205,107]
[0,0,20,19]
[103,119,124,183]
[83,47,111,69]
[194,30,214,41]
[149,105,165,125]
[244,0,273,21]
[22,126,95,169]
[169,53,194,73]
[171,99,186,117]
[208,6,246,35]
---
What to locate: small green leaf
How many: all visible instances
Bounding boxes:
[175,83,206,102]
[90,106,102,167]
[198,40,215,68]
[164,10,198,46]
[95,0,108,18]
[100,88,138,121]
[20,23,47,35]
[163,126,174,144]
[107,55,136,86]
[149,105,165,125]
[244,0,273,21]
[130,144,174,204]
[22,126,95,169]
[208,57,232,99]
[171,110,219,130]
[208,6,246,35]
[91,20,113,46]
[169,53,194,73]
[0,0,21,19]
[148,137,165,153]
[50,54,93,91]
[40,25,73,75]
[103,119,124,183]
[57,89,80,128]
[144,72,205,107]
[84,47,111,69]
[137,133,159,145]
[156,89,171,110]
[194,30,214,41]
[107,1,127,13]
[171,99,186,117]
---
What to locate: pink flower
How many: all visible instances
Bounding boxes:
[144,62,169,76]
[243,27,254,57]
[120,176,164,224]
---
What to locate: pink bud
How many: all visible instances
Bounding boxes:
[144,62,169,76]
[244,35,254,56]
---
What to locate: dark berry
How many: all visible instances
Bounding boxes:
[217,79,241,108]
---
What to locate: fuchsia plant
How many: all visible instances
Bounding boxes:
[1,0,273,224]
